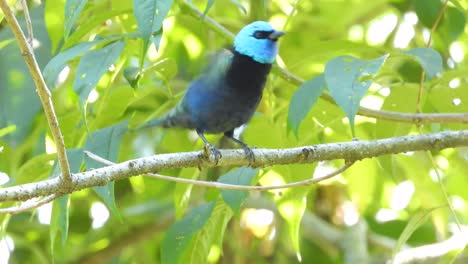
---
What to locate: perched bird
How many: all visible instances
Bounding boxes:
[141,21,284,163]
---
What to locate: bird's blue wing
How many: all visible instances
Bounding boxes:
[143,49,234,130]
[201,48,234,88]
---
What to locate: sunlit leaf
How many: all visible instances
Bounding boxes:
[324,55,387,136]
[180,200,233,264]
[133,0,173,57]
[14,153,56,184]
[64,0,88,39]
[73,40,125,104]
[174,168,199,219]
[403,48,442,79]
[43,40,99,87]
[161,202,216,264]
[0,38,14,50]
[219,167,259,214]
[45,0,66,52]
[438,6,466,45]
[202,0,215,17]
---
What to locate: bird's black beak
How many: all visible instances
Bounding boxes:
[268,30,285,41]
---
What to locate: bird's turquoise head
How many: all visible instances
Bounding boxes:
[234,21,284,64]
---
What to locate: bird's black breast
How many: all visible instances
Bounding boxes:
[226,51,272,97]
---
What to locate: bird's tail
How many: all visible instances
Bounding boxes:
[137,117,167,130]
[137,104,192,130]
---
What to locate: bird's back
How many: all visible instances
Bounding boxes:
[168,49,272,133]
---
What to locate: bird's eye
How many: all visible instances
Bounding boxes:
[253,31,271,39]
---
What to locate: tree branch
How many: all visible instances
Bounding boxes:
[179,1,468,124]
[0,130,466,203]
[0,194,58,214]
[0,0,72,188]
[84,150,354,191]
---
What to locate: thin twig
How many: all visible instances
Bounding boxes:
[20,0,33,46]
[85,151,352,190]
[0,0,72,188]
[416,0,449,113]
[180,0,468,125]
[0,194,58,214]
[0,129,466,203]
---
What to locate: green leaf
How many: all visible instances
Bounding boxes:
[133,0,173,56]
[324,55,387,136]
[438,6,466,44]
[73,40,125,104]
[391,207,441,262]
[63,9,128,50]
[287,74,326,136]
[145,58,178,81]
[50,196,69,250]
[84,121,128,220]
[229,0,247,14]
[45,0,66,52]
[64,0,88,40]
[161,202,216,264]
[50,149,83,254]
[278,193,307,260]
[0,0,18,24]
[202,0,215,17]
[403,48,442,79]
[123,66,140,87]
[92,86,135,128]
[0,39,14,50]
[174,168,199,219]
[181,200,233,264]
[413,0,442,28]
[43,40,99,87]
[14,153,56,184]
[218,167,258,215]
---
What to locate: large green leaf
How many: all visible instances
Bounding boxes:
[437,6,466,45]
[132,0,173,57]
[174,168,199,219]
[403,48,442,79]
[180,200,233,264]
[287,74,327,137]
[278,193,307,261]
[84,121,128,220]
[413,0,442,28]
[43,40,99,87]
[324,55,387,136]
[44,0,66,52]
[73,40,125,104]
[218,167,259,214]
[14,153,56,184]
[50,149,83,255]
[64,0,88,40]
[161,201,216,264]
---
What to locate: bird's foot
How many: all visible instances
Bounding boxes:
[203,143,222,164]
[242,145,255,166]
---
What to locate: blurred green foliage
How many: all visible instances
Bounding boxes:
[1,0,468,263]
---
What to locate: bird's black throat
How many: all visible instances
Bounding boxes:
[226,50,272,97]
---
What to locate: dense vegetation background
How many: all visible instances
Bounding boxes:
[1,0,468,263]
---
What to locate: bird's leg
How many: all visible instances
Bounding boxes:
[224,130,255,165]
[196,130,222,164]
